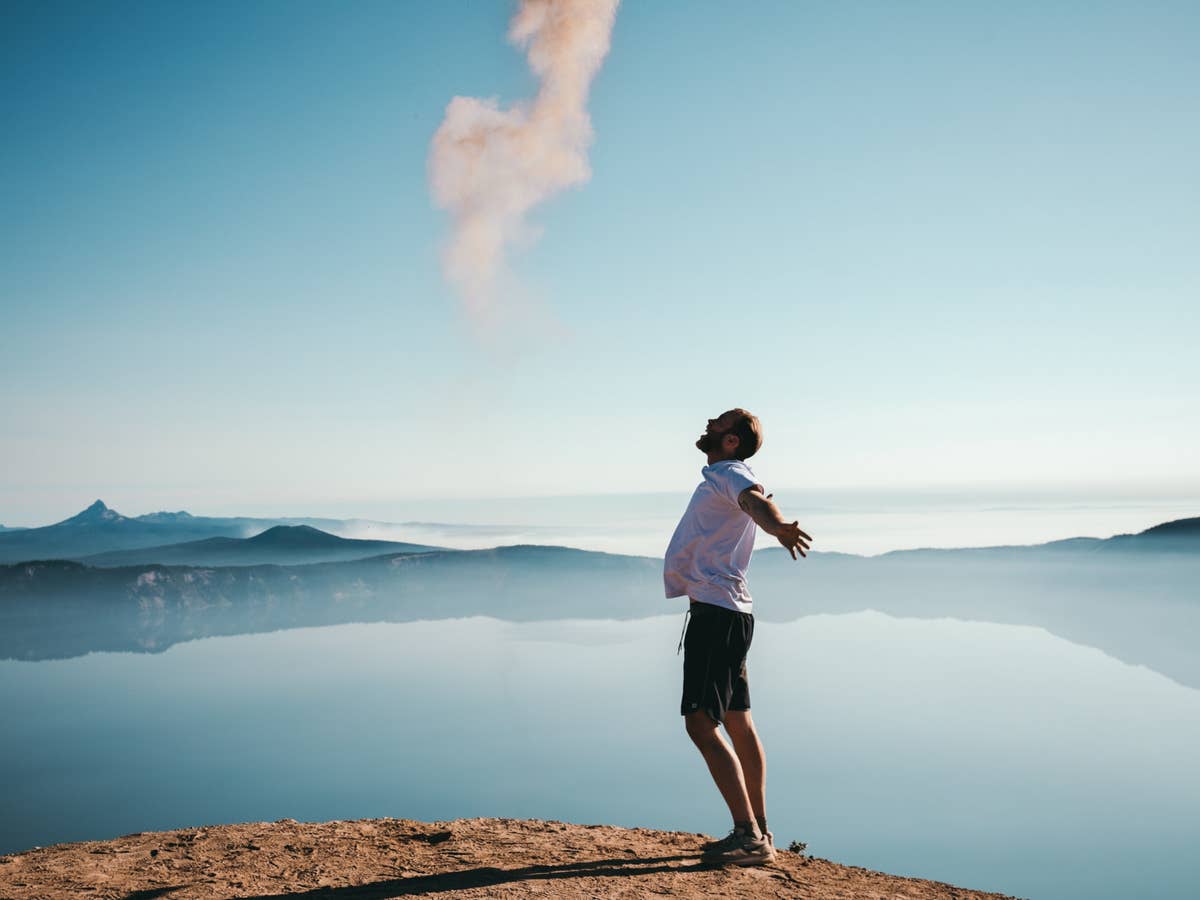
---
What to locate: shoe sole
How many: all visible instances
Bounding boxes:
[711,848,776,867]
[732,852,776,867]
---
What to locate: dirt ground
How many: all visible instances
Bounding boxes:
[0,816,1028,899]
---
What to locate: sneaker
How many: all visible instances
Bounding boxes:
[701,828,744,856]
[702,827,773,855]
[705,827,776,867]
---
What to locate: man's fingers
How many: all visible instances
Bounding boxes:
[778,520,812,560]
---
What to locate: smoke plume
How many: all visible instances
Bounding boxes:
[429,0,620,331]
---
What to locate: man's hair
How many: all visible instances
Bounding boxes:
[728,408,762,460]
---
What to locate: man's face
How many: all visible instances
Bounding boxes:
[696,411,738,455]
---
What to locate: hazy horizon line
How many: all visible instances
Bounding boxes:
[5,480,1200,530]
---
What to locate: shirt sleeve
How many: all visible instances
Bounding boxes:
[713,463,765,508]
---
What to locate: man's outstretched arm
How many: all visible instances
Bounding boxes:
[738,487,812,560]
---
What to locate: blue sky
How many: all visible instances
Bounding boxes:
[3,0,1198,526]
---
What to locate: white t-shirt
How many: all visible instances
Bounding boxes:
[663,459,764,614]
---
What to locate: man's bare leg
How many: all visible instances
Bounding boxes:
[724,710,766,827]
[684,709,756,825]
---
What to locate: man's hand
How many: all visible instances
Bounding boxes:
[738,488,813,560]
[773,516,811,560]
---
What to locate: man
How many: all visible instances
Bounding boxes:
[664,408,811,867]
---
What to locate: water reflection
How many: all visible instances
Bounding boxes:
[4,547,1197,695]
[2,613,1197,900]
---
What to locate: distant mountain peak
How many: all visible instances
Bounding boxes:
[246,525,348,547]
[56,500,126,527]
[136,509,196,523]
[1139,517,1200,536]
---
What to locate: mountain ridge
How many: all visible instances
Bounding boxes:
[52,500,126,527]
[3,500,1196,566]
[0,500,452,565]
[873,515,1200,559]
[75,525,444,568]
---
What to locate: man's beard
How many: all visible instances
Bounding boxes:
[696,431,721,453]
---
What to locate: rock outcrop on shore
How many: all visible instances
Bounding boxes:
[0,816,1025,899]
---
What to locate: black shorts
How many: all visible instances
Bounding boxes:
[680,600,754,723]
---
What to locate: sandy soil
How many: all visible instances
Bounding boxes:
[0,817,1027,899]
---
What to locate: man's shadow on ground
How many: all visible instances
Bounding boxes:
[125,852,717,899]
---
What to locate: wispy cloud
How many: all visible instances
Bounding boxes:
[429,0,620,337]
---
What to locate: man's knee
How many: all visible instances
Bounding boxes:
[684,709,721,747]
[724,709,757,739]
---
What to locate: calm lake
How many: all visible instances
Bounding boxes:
[3,611,1198,900]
